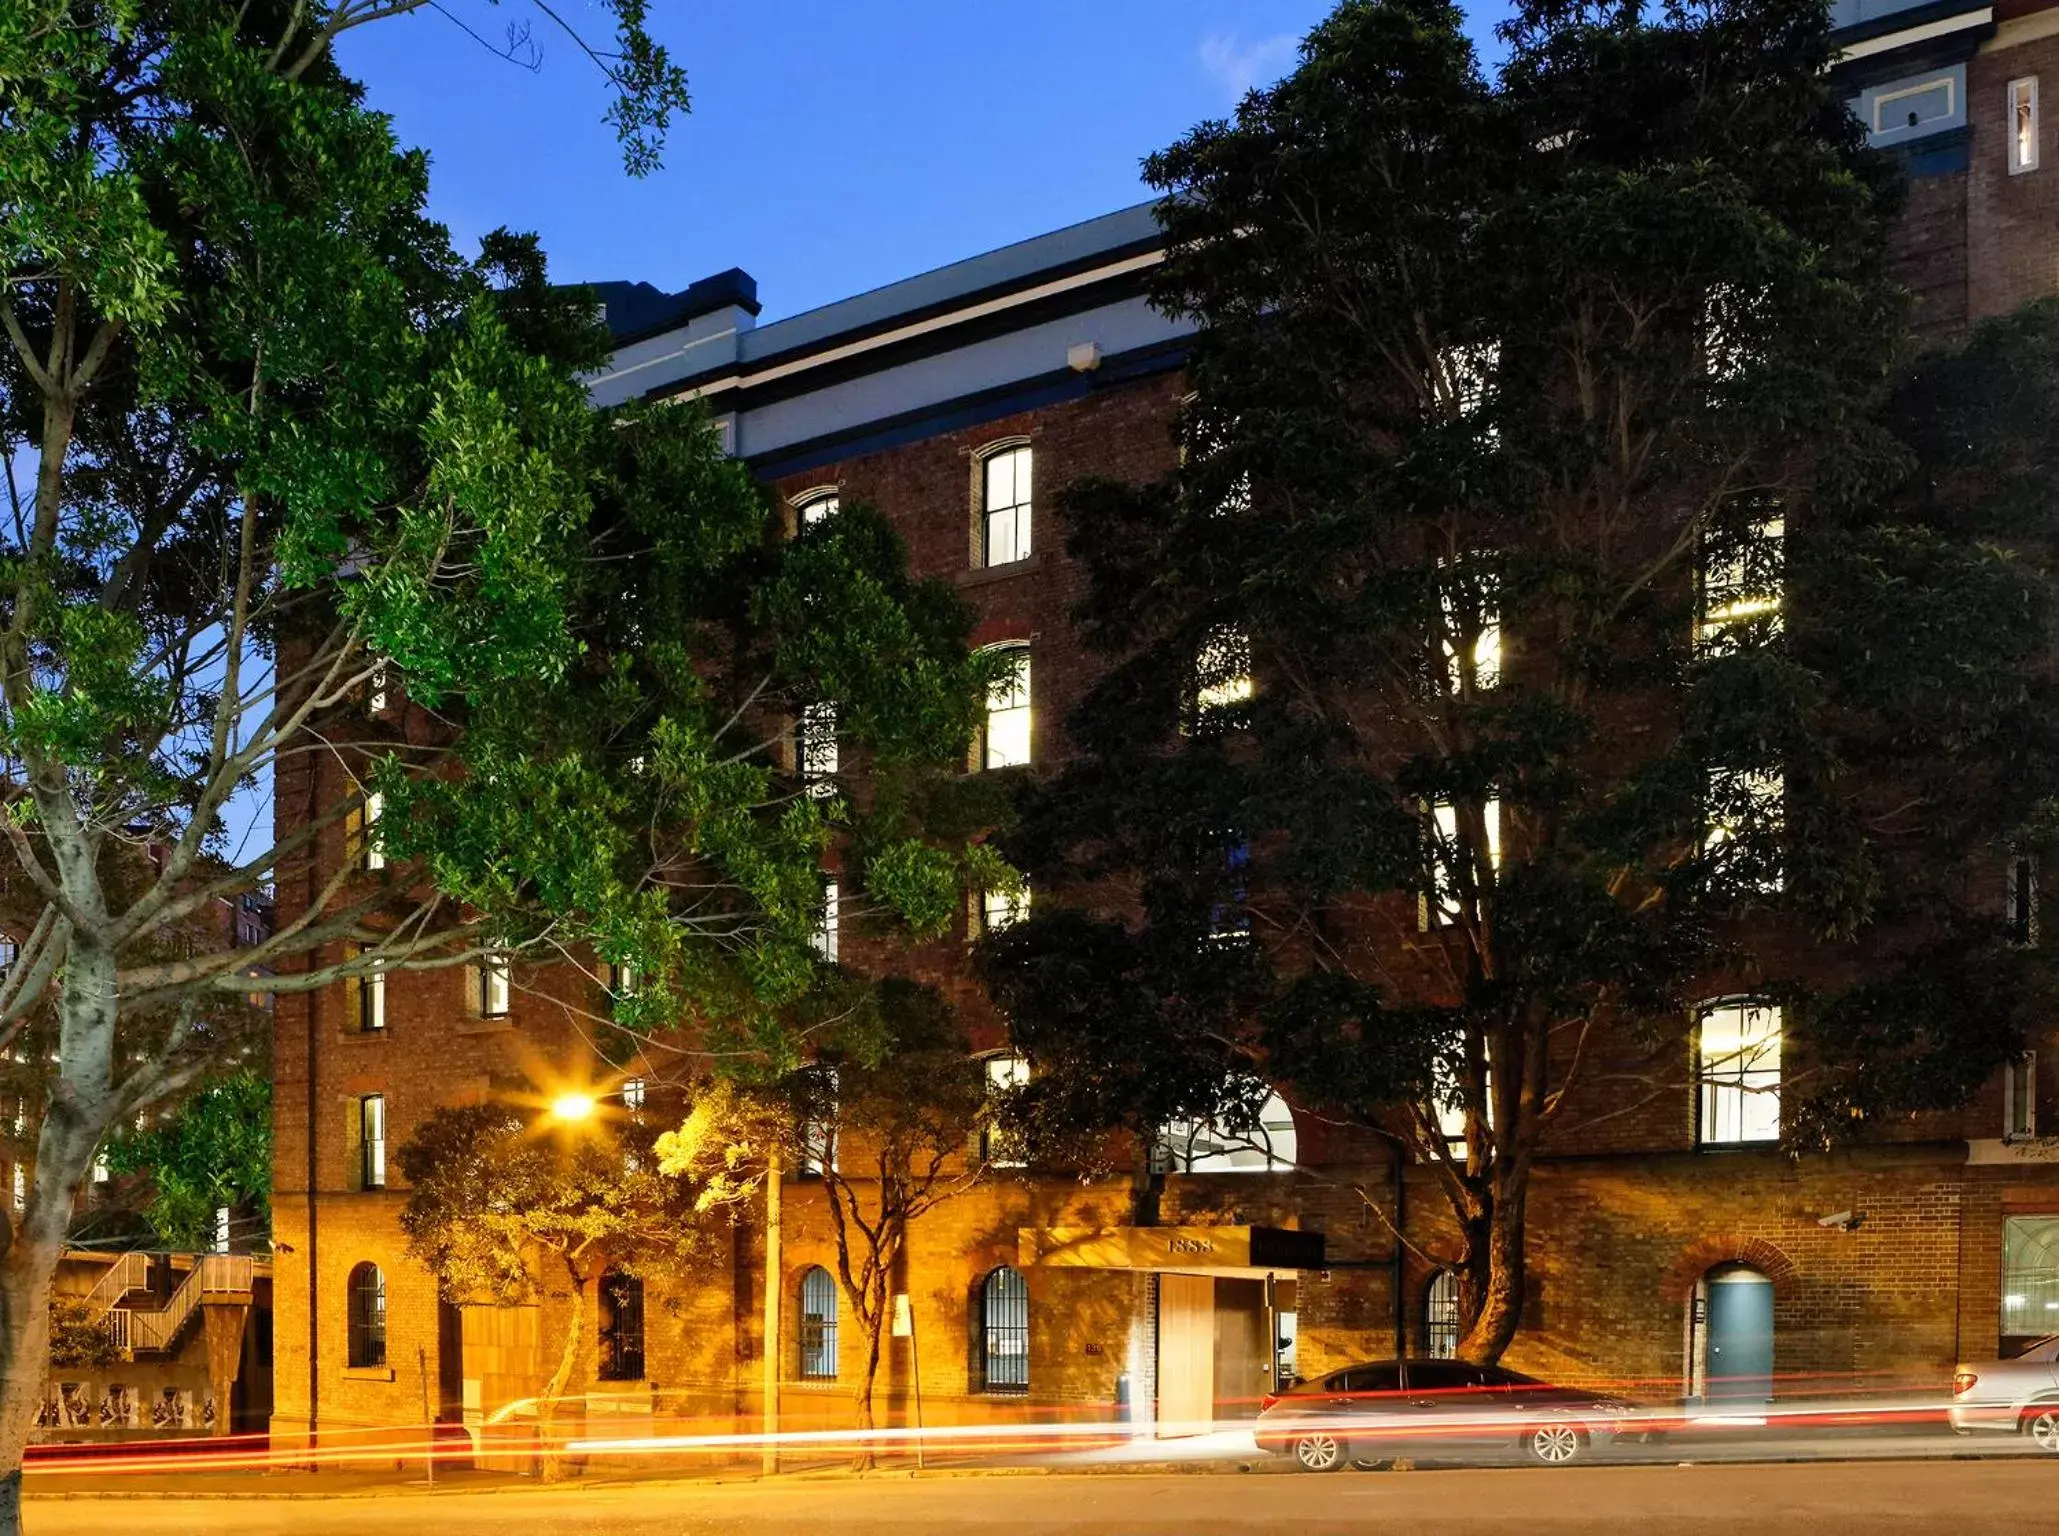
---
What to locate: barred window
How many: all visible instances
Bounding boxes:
[347,1263,387,1368]
[980,1266,1029,1392]
[598,1271,645,1382]
[1424,1270,1461,1360]
[799,1266,839,1380]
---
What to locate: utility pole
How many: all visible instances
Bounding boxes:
[762,1142,782,1476]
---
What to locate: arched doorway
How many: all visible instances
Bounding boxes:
[1692,1263,1773,1406]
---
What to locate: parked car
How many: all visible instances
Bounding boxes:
[1950,1337,2059,1449]
[1254,1359,1649,1472]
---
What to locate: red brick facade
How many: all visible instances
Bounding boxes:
[272,16,2059,1460]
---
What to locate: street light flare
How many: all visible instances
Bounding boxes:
[548,1092,596,1123]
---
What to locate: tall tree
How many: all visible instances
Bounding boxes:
[982,0,2059,1364]
[0,3,991,1524]
[658,980,999,1464]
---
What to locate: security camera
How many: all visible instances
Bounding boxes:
[1817,1210,1863,1231]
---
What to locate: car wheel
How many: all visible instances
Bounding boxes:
[2023,1406,2059,1452]
[1522,1422,1587,1466]
[1292,1432,1347,1472]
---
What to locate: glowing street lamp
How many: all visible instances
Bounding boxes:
[548,1092,596,1124]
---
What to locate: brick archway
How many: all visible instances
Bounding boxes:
[1661,1235,1797,1302]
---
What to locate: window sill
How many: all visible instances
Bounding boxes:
[334,1030,389,1045]
[455,1016,514,1035]
[956,553,1043,589]
[342,1367,395,1383]
[1695,1139,1779,1153]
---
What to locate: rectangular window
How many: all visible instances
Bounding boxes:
[479,954,511,1018]
[800,1069,838,1176]
[598,1272,646,1382]
[812,880,840,964]
[2006,1053,2037,1141]
[981,446,1032,566]
[1873,76,1956,138]
[1697,1001,1781,1147]
[1437,342,1499,446]
[2002,1216,2059,1349]
[360,792,385,872]
[1438,559,1502,693]
[1424,798,1502,928]
[797,702,839,794]
[620,1077,646,1112]
[983,1053,1031,1169]
[981,881,1029,935]
[368,663,390,716]
[1187,624,1254,729]
[355,952,386,1034]
[359,1094,387,1190]
[1702,285,1765,387]
[2009,853,2039,947]
[10,1163,24,1213]
[1699,513,1784,643]
[982,650,1032,769]
[1206,836,1253,946]
[1703,767,1785,894]
[2012,77,2040,174]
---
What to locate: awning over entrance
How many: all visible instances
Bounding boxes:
[1018,1224,1324,1277]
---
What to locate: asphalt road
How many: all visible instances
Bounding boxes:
[24,1461,2059,1536]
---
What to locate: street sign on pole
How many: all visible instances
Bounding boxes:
[892,1293,913,1337]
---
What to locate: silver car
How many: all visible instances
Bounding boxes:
[1950,1336,2059,1448]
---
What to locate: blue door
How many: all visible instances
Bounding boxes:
[1705,1268,1774,1404]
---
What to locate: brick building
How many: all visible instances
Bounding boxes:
[270,3,2059,1461]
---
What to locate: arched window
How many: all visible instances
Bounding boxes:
[346,1263,386,1368]
[1158,1088,1297,1173]
[795,489,841,529]
[1424,1270,1460,1360]
[798,1266,838,1380]
[598,1270,645,1382]
[980,1266,1029,1392]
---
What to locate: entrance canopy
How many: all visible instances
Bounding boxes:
[1019,1224,1323,1279]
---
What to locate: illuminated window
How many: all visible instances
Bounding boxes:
[1699,512,1783,643]
[797,702,838,796]
[980,1267,1030,1392]
[620,1077,647,1112]
[981,881,1029,935]
[358,1094,387,1189]
[598,1271,646,1382]
[346,1263,387,1367]
[2008,853,2039,947]
[91,1155,109,1186]
[980,445,1032,567]
[2006,1053,2038,1141]
[812,880,839,964]
[1696,1001,1781,1147]
[1424,798,1502,928]
[352,951,385,1034]
[478,954,511,1018]
[1438,559,1502,693]
[0,935,14,976]
[213,1205,231,1254]
[799,1266,839,1380]
[1184,410,1251,518]
[1158,1087,1297,1173]
[1188,624,1254,729]
[1424,1270,1461,1360]
[982,1052,1030,1168]
[1433,1037,1492,1158]
[359,792,385,872]
[800,1067,838,1176]
[608,960,640,998]
[10,1163,23,1212]
[1702,767,1784,894]
[980,647,1031,769]
[1438,342,1499,445]
[797,490,840,528]
[2011,77,2041,174]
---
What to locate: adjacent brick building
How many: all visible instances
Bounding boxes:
[270,3,2059,1463]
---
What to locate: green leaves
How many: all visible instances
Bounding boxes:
[103,1070,271,1251]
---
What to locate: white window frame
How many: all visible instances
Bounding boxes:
[978,444,1033,567]
[2006,1052,2038,1141]
[982,1052,1031,1168]
[1696,1000,1782,1147]
[795,488,841,528]
[2011,77,2040,174]
[1872,74,1956,138]
[797,701,839,794]
[357,956,386,1034]
[981,881,1030,935]
[1423,797,1503,929]
[812,879,840,963]
[361,791,385,872]
[360,1093,388,1190]
[621,1076,647,1112]
[980,646,1032,769]
[1157,1087,1298,1174]
[479,954,511,1018]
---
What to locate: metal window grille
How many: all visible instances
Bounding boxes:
[981,1267,1029,1392]
[359,1095,386,1189]
[981,446,1031,567]
[347,1263,386,1368]
[1424,1270,1461,1359]
[598,1271,646,1381]
[798,1266,839,1380]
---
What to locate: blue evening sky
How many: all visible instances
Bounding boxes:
[339,2,1516,322]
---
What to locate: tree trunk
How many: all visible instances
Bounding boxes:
[0,944,121,1536]
[849,1276,888,1472]
[1456,1169,1529,1365]
[536,1270,588,1485]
